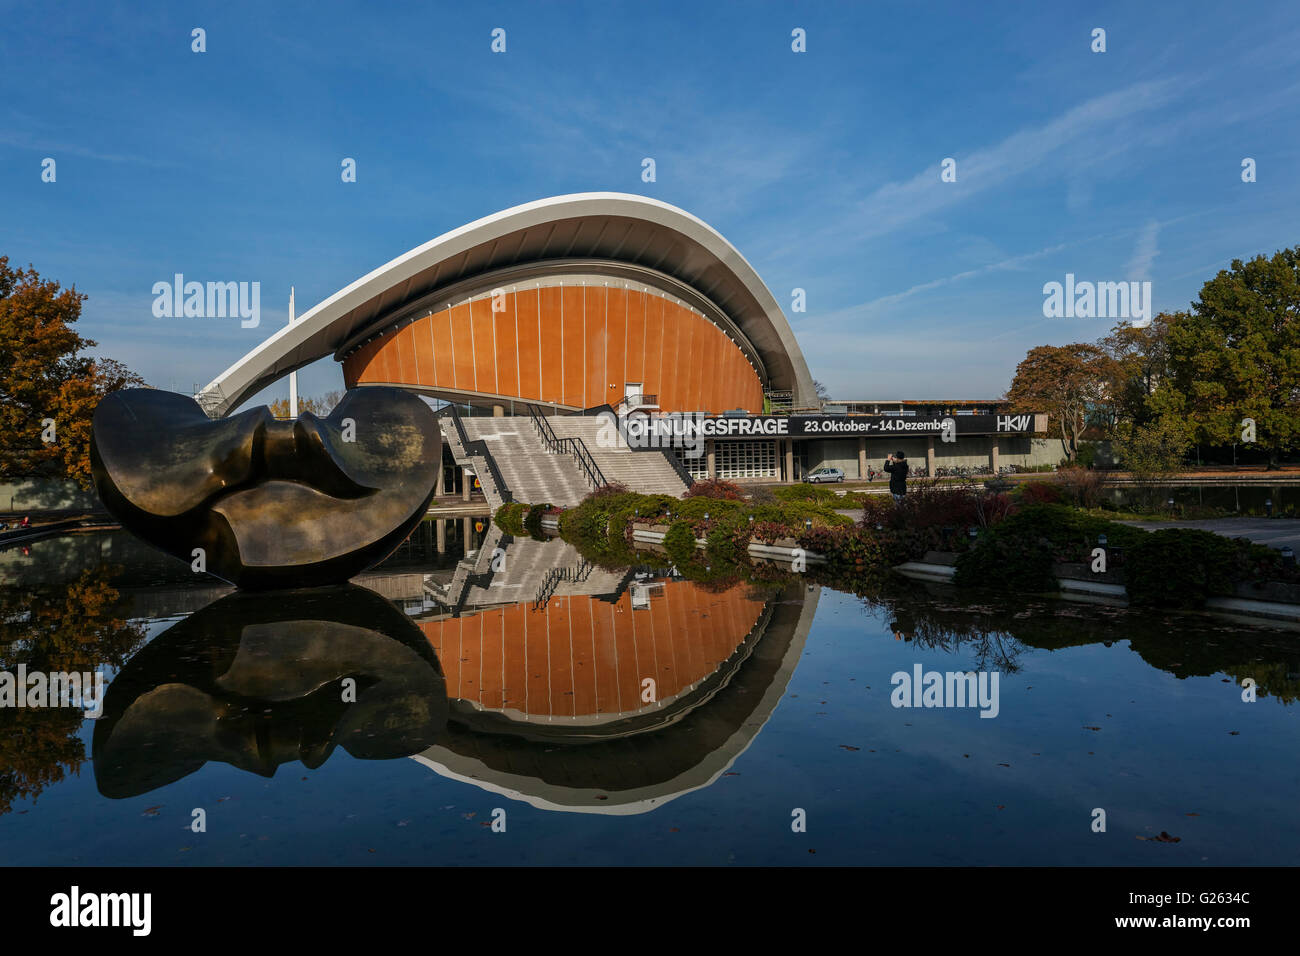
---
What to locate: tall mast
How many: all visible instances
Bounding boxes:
[288,286,298,418]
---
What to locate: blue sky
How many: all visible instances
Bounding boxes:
[2,0,1298,406]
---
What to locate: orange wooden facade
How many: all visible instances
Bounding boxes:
[419,580,766,720]
[342,284,764,412]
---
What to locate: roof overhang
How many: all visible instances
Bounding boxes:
[199,193,817,416]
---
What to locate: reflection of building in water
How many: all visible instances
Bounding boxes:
[413,538,820,813]
[420,577,769,728]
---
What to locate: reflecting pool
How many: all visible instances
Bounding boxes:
[1,520,1297,865]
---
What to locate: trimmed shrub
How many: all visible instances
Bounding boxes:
[494,502,529,536]
[663,521,698,565]
[1125,528,1240,608]
[796,524,884,569]
[775,483,839,505]
[684,478,744,500]
[954,504,1144,592]
[580,482,630,503]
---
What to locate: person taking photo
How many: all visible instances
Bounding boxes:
[884,451,909,503]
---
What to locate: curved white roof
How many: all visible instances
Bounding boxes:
[199,192,817,415]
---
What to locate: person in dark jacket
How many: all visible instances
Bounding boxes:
[884,451,909,502]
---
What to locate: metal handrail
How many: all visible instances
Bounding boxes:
[436,405,513,504]
[524,404,608,489]
[623,393,658,407]
[532,559,593,610]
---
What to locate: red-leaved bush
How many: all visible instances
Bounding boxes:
[1019,480,1064,506]
[684,478,744,500]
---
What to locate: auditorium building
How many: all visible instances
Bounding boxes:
[200,194,1051,502]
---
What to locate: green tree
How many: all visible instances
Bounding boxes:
[1098,313,1178,434]
[1153,248,1300,467]
[0,257,144,489]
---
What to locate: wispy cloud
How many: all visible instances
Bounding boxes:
[789,78,1184,253]
[1126,220,1161,280]
[846,241,1070,315]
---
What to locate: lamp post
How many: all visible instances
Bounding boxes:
[1265,498,1273,517]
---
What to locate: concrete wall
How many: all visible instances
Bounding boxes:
[805,436,1064,475]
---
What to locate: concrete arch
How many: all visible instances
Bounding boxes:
[199,193,817,415]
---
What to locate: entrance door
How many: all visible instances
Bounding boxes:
[624,383,641,407]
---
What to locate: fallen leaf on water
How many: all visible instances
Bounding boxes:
[840,745,860,751]
[1084,726,1101,731]
[142,806,161,816]
[1229,731,1240,736]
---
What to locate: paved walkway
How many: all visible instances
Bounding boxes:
[1117,517,1300,551]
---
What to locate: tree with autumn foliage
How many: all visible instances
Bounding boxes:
[266,390,345,419]
[0,257,144,490]
[1005,343,1114,462]
[0,566,147,814]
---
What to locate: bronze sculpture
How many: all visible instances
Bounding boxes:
[90,386,440,589]
[92,585,448,797]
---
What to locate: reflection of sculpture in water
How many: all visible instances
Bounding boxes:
[92,585,447,798]
[90,387,441,589]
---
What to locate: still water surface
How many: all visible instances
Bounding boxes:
[1,520,1297,865]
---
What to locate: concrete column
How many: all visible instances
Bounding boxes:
[927,436,936,476]
[462,468,471,502]
[493,404,505,417]
[990,439,1000,474]
[706,440,716,479]
[461,517,472,548]
[436,520,446,554]
[857,437,867,479]
[785,440,794,482]
[434,462,445,497]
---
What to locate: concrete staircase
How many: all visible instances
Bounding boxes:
[459,417,592,507]
[430,529,631,613]
[547,416,688,497]
[439,414,511,512]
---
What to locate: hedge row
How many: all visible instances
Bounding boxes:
[954,503,1295,607]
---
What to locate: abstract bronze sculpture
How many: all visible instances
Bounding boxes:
[92,585,449,797]
[90,386,440,589]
